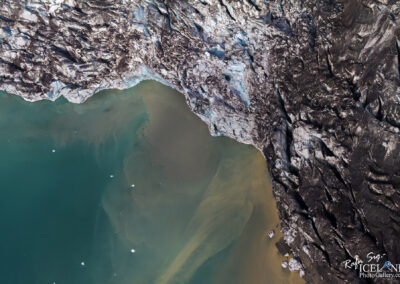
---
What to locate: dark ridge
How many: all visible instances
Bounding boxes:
[346,79,361,102]
[50,46,78,63]
[324,160,347,188]
[319,140,335,157]
[396,40,400,79]
[324,188,334,202]
[323,206,338,228]
[213,124,218,133]
[305,14,317,49]
[73,6,86,14]
[0,15,14,22]
[246,0,261,11]
[284,126,293,164]
[307,216,325,245]
[218,0,236,21]
[0,59,23,71]
[294,191,309,211]
[275,89,292,123]
[155,40,164,54]
[377,97,384,121]
[326,52,335,78]
[312,243,332,266]
[96,58,111,66]
[193,22,204,40]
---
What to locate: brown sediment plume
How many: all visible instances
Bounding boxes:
[102,82,304,284]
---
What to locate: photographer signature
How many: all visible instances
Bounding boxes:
[343,252,387,269]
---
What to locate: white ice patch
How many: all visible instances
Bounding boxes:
[46,81,66,100]
[288,258,303,272]
[283,227,296,245]
[293,127,313,160]
[20,9,38,22]
[121,66,175,90]
[382,139,397,158]
[225,62,250,106]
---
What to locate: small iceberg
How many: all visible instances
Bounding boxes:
[268,230,275,239]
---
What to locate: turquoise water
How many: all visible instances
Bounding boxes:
[0,81,303,284]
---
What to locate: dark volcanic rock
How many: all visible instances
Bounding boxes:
[1,1,400,283]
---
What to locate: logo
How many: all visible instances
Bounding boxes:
[342,252,400,280]
[383,261,393,269]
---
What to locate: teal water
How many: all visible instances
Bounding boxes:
[0,81,303,284]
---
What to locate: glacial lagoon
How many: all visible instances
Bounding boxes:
[0,81,303,284]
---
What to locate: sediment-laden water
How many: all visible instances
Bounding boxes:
[0,81,303,284]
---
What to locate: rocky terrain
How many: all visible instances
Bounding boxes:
[1,0,400,283]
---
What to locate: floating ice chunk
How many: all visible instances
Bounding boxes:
[81,261,85,266]
[268,230,275,239]
[51,149,56,153]
[110,174,114,178]
[130,249,136,253]
[131,184,135,188]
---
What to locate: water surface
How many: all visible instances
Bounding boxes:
[0,81,303,284]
